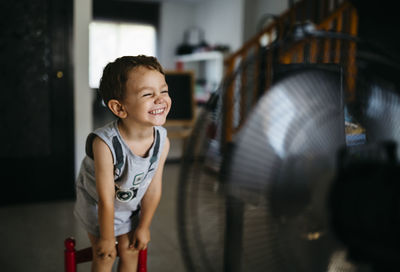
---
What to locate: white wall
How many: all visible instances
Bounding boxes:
[73,0,92,177]
[194,0,244,53]
[159,2,196,69]
[161,0,287,65]
[159,0,245,69]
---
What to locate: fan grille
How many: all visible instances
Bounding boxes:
[177,35,400,272]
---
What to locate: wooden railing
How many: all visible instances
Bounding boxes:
[221,0,358,146]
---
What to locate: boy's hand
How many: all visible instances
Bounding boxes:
[130,226,150,250]
[96,238,117,259]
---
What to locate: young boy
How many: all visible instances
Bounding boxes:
[74,55,171,272]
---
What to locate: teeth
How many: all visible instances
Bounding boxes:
[150,108,164,114]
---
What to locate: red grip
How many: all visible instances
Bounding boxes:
[64,238,77,272]
[138,249,147,272]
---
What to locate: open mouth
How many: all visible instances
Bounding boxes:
[149,107,166,115]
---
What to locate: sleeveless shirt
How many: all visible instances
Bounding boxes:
[74,120,167,236]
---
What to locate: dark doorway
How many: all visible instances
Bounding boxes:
[0,0,74,205]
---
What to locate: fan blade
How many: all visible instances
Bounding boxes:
[357,81,400,154]
[227,69,351,271]
[229,69,344,205]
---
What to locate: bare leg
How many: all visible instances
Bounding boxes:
[88,232,116,272]
[116,231,139,272]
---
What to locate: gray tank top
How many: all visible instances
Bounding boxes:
[74,120,167,236]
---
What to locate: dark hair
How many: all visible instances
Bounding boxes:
[99,55,164,105]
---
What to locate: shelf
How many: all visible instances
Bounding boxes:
[175,51,224,63]
[175,51,225,105]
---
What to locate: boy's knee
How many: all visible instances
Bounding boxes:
[93,252,117,266]
[118,246,139,261]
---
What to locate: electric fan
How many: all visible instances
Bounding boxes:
[177,22,400,272]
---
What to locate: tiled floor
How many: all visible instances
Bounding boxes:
[0,162,186,272]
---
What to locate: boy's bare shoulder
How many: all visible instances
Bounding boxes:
[92,136,113,158]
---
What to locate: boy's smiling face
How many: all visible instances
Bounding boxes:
[121,66,171,128]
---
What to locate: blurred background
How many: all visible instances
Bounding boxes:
[0,0,399,271]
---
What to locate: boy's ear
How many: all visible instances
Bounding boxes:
[108,99,127,118]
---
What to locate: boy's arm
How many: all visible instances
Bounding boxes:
[92,136,117,258]
[132,137,170,250]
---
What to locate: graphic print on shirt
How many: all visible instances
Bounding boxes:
[115,187,138,202]
[112,129,161,203]
[133,172,145,186]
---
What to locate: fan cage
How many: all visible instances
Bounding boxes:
[177,26,400,272]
